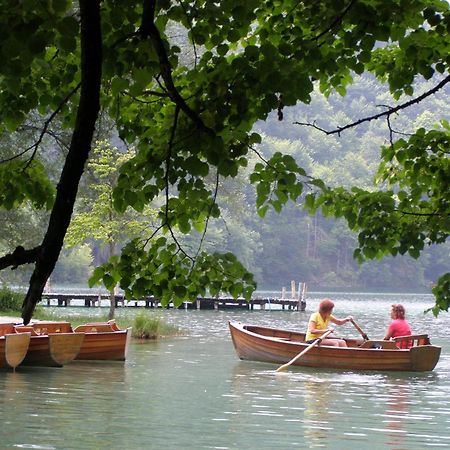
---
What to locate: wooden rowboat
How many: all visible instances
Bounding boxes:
[73,320,131,361]
[0,324,31,370]
[229,321,441,372]
[17,319,131,361]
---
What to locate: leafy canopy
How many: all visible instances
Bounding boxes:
[0,0,448,313]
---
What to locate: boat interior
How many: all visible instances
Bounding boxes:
[243,324,431,349]
[13,319,121,336]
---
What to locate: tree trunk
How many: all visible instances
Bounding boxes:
[22,0,102,324]
[108,289,116,320]
[108,240,116,320]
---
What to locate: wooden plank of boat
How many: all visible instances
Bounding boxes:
[228,321,441,372]
[73,321,132,361]
[20,333,85,367]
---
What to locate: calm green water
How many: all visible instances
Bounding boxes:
[1,293,450,449]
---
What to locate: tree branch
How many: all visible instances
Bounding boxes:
[0,83,81,166]
[0,246,41,271]
[177,0,198,68]
[23,82,81,169]
[139,0,214,136]
[294,74,450,135]
[193,169,219,261]
[163,104,193,261]
[313,0,357,43]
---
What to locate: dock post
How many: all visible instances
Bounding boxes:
[298,282,307,311]
[214,301,219,310]
[281,287,286,299]
[196,299,201,310]
[291,280,296,299]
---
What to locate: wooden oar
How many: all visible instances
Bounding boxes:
[350,319,369,341]
[276,329,333,372]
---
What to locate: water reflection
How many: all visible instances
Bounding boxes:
[384,383,409,450]
[0,362,128,449]
[302,379,332,447]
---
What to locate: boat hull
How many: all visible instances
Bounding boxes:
[229,321,441,372]
[74,328,131,361]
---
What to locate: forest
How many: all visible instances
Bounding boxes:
[1,73,447,294]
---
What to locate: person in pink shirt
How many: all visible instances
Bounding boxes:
[384,304,412,348]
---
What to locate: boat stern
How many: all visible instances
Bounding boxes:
[409,345,441,371]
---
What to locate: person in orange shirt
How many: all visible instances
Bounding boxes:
[305,298,353,347]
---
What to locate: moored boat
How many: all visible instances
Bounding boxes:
[0,324,31,370]
[73,320,131,361]
[17,319,131,361]
[229,321,441,372]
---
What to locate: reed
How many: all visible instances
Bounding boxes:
[132,312,183,339]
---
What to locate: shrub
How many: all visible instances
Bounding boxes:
[0,286,23,312]
[132,312,182,339]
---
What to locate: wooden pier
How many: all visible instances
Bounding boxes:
[40,293,306,311]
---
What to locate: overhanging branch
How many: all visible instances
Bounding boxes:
[294,74,450,135]
[0,246,41,271]
[139,0,214,136]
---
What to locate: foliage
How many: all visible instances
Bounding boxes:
[89,237,255,306]
[0,159,54,210]
[132,311,183,339]
[303,124,449,299]
[0,0,448,320]
[430,273,450,316]
[65,141,158,318]
[0,286,23,312]
[65,141,149,248]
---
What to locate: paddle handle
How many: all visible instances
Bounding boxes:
[350,319,369,341]
[276,329,333,372]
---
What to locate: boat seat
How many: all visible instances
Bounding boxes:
[0,323,15,336]
[359,340,398,349]
[392,334,430,346]
[26,322,73,334]
[73,323,114,333]
[15,326,39,336]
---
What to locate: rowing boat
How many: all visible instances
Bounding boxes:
[73,320,131,361]
[229,321,441,372]
[0,324,31,370]
[17,320,131,361]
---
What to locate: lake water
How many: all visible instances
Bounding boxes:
[1,292,450,449]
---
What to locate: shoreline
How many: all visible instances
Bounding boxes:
[0,316,21,324]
